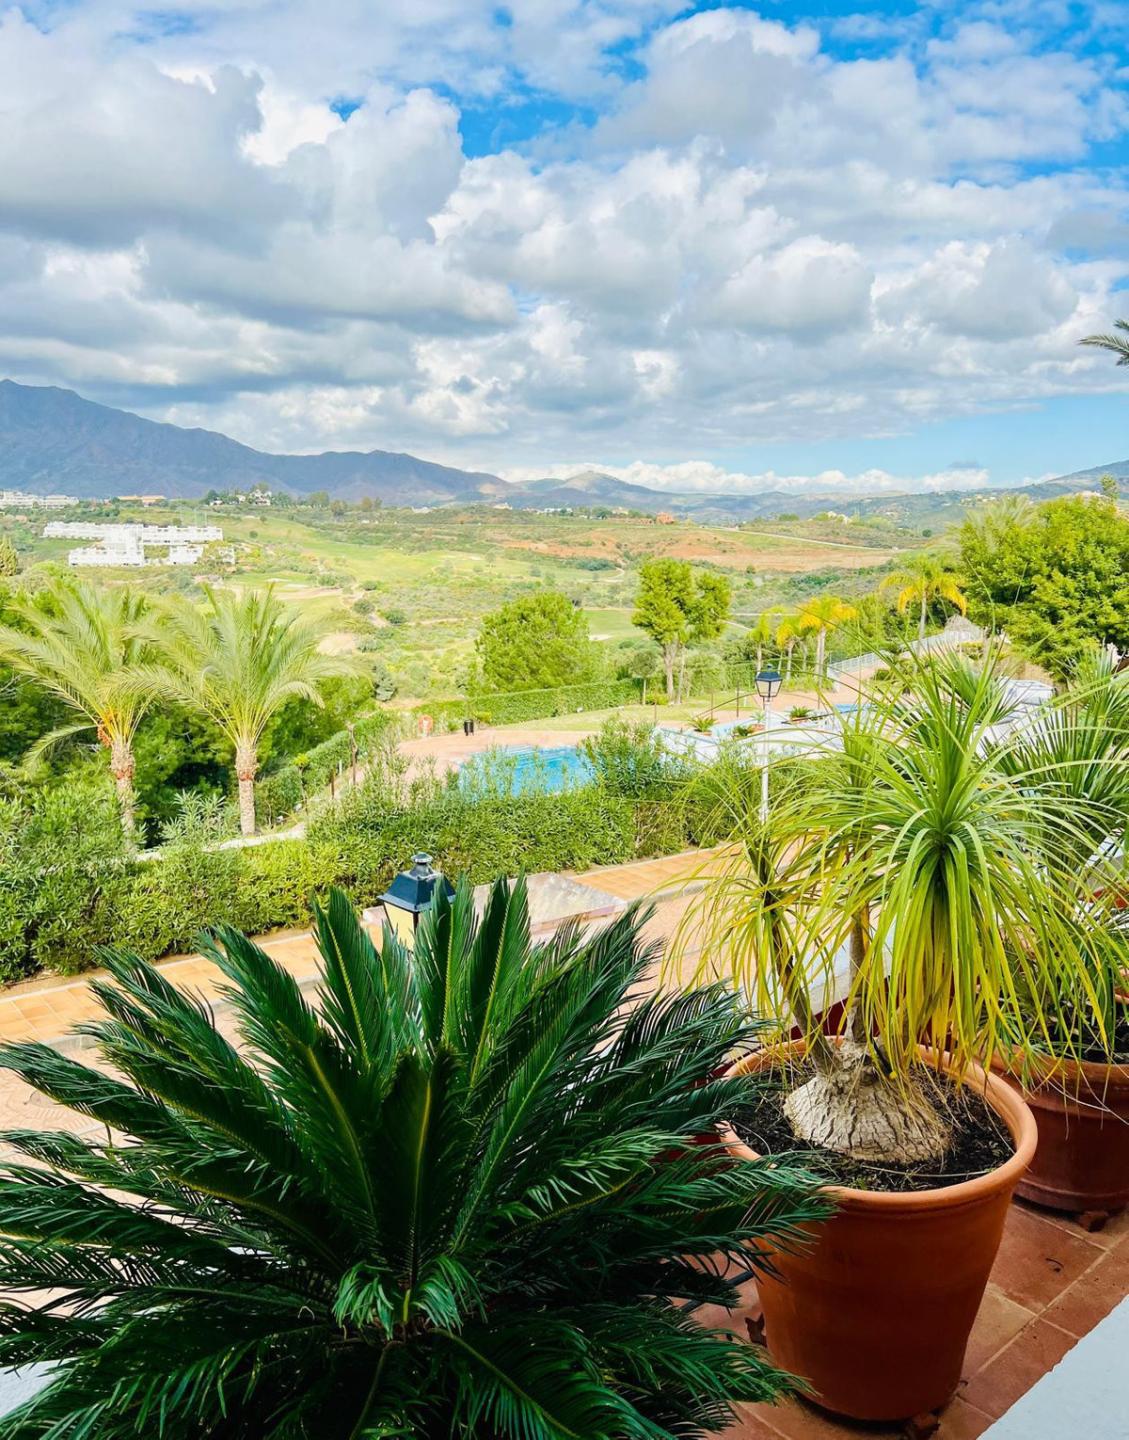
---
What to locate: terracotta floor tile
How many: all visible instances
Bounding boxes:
[988,1203,1104,1311]
[722,1404,788,1438]
[746,1396,899,1439]
[960,1283,1038,1373]
[958,1318,1077,1419]
[1041,1240,1129,1337]
[933,1397,995,1440]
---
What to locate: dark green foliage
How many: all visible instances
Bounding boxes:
[580,718,682,800]
[476,591,597,692]
[960,494,1129,678]
[0,882,825,1438]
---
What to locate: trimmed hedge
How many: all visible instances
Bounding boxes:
[257,710,402,827]
[0,784,642,982]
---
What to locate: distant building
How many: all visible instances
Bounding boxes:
[0,489,77,509]
[115,494,166,506]
[48,521,221,568]
[656,511,677,525]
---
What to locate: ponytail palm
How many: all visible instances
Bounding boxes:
[0,579,152,836]
[686,654,1115,1164]
[0,881,825,1438]
[149,585,351,836]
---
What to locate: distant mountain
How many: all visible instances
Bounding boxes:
[506,469,809,520]
[0,381,503,504]
[0,378,1123,522]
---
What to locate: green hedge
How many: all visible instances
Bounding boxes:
[257,710,402,827]
[409,679,645,734]
[0,783,643,982]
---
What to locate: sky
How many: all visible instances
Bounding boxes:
[0,0,1127,496]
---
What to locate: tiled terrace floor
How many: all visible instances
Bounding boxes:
[723,1202,1129,1439]
[0,846,1124,1437]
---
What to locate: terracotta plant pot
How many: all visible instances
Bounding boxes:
[725,1043,1037,1422]
[991,1054,1129,1215]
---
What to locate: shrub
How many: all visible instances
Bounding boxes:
[0,880,826,1436]
[580,718,681,800]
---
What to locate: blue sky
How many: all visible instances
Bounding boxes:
[0,0,1126,494]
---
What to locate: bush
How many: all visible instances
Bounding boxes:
[0,780,130,982]
[580,718,682,800]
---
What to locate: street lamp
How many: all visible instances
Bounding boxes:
[377,853,455,947]
[754,666,782,823]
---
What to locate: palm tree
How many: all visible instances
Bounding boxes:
[795,594,857,683]
[774,612,802,683]
[149,584,351,836]
[0,579,153,836]
[879,553,968,642]
[0,879,826,1437]
[745,607,780,672]
[1080,317,1129,365]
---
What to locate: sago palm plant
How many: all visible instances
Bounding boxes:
[0,879,826,1439]
[0,579,153,837]
[147,584,353,836]
[683,653,1117,1164]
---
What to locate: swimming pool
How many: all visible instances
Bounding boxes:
[458,744,595,795]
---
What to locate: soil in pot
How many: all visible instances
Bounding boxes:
[726,1045,1036,1423]
[732,1058,1014,1194]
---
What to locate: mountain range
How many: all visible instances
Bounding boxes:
[0,379,1122,522]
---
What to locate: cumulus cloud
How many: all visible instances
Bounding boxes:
[0,1,1124,484]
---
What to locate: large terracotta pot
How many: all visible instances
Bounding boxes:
[726,1044,1037,1422]
[991,1054,1129,1215]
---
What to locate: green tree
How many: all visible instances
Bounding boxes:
[794,594,857,683]
[0,879,825,1437]
[148,585,353,837]
[632,559,732,700]
[879,553,967,642]
[774,612,802,683]
[958,493,1129,679]
[0,579,154,836]
[0,536,18,576]
[1080,317,1129,365]
[476,591,596,692]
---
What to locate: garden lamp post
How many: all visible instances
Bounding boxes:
[755,665,782,823]
[378,853,455,947]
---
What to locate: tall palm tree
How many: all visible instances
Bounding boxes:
[795,595,857,683]
[745,607,780,672]
[149,585,351,837]
[879,553,968,642]
[774,612,802,683]
[0,579,152,836]
[1080,318,1129,365]
[0,879,826,1437]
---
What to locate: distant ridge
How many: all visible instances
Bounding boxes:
[0,381,504,504]
[0,379,1122,520]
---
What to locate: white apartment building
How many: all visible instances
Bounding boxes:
[45,522,222,544]
[51,522,221,568]
[0,490,78,509]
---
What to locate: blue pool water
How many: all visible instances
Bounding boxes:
[459,745,595,795]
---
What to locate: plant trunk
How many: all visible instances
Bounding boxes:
[784,914,949,1163]
[784,640,795,683]
[756,641,764,672]
[919,592,928,643]
[816,628,827,682]
[678,648,687,702]
[108,737,136,841]
[236,741,258,838]
[663,644,676,701]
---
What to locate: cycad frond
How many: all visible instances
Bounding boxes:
[0,880,827,1438]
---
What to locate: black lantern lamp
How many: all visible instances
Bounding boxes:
[378,853,455,946]
[755,666,783,703]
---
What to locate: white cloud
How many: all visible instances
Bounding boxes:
[0,1,1124,485]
